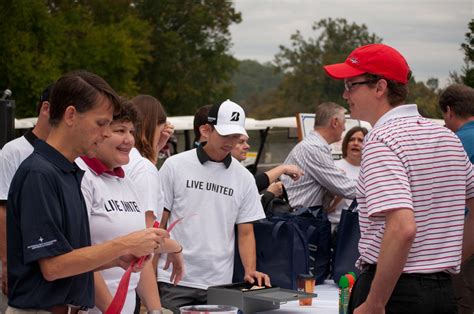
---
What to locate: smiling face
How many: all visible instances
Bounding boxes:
[202,124,242,161]
[95,120,135,169]
[231,135,250,161]
[343,75,377,122]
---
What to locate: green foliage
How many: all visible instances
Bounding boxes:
[231,60,283,103]
[135,0,241,115]
[1,0,240,118]
[460,19,474,87]
[273,18,382,113]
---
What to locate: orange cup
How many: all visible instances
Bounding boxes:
[297,274,315,306]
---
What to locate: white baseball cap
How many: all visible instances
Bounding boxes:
[207,100,247,136]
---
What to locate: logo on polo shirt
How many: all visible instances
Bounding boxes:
[27,236,58,250]
[230,112,240,122]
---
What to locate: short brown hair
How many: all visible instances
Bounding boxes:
[131,94,167,162]
[439,84,474,118]
[49,71,121,126]
[364,73,411,106]
[193,105,212,143]
[113,98,138,126]
[341,126,368,158]
[314,102,346,128]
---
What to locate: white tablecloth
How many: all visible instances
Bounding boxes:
[258,281,339,313]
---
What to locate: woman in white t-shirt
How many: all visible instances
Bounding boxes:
[78,102,183,313]
[124,95,175,228]
[327,126,368,231]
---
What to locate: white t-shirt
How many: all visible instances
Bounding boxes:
[328,158,360,225]
[76,158,146,314]
[157,149,265,289]
[123,147,164,221]
[0,136,33,200]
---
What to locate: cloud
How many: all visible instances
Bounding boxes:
[230,0,473,86]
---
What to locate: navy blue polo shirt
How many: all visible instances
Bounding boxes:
[7,140,93,309]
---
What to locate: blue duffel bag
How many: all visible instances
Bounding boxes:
[233,216,309,290]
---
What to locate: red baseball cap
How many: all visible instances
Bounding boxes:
[323,44,410,84]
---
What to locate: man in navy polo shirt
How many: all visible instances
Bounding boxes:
[6,71,166,314]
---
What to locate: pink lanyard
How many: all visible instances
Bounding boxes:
[105,218,184,314]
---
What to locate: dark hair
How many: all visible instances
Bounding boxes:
[193,105,212,143]
[131,94,167,162]
[439,84,474,118]
[314,102,345,128]
[113,98,138,126]
[364,72,411,106]
[49,71,121,126]
[342,126,368,158]
[36,84,54,115]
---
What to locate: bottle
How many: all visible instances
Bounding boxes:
[339,275,350,314]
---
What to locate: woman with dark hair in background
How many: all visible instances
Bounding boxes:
[326,126,368,232]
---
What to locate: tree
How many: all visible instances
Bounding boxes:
[460,19,474,87]
[273,18,382,114]
[135,0,241,115]
[0,0,151,118]
[231,60,283,103]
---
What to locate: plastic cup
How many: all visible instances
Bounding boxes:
[297,274,316,306]
[179,305,239,314]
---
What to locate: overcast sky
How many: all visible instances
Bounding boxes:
[229,0,473,87]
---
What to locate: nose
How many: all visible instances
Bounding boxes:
[343,89,349,100]
[102,125,112,139]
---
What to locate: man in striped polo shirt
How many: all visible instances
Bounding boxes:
[280,102,356,209]
[324,44,474,313]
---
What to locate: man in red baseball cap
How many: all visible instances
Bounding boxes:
[324,44,474,313]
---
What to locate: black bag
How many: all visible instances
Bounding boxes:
[290,206,332,285]
[261,186,292,216]
[332,199,360,283]
[233,216,309,290]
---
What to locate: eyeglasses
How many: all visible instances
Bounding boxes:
[344,79,379,92]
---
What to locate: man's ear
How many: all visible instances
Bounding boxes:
[446,105,454,119]
[63,105,77,127]
[375,79,388,98]
[200,124,212,139]
[39,101,50,117]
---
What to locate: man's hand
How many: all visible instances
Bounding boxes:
[354,301,385,314]
[157,122,175,152]
[121,228,169,258]
[283,165,304,181]
[244,270,271,287]
[267,182,284,197]
[116,254,151,272]
[163,252,184,285]
[1,260,7,295]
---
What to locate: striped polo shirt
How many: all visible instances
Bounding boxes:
[357,104,474,274]
[281,130,356,209]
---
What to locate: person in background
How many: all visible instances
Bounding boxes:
[123,94,181,314]
[231,134,303,204]
[325,126,368,232]
[324,43,474,313]
[439,83,474,313]
[193,105,212,148]
[158,100,270,313]
[0,84,53,309]
[77,100,182,313]
[281,102,356,209]
[6,71,165,313]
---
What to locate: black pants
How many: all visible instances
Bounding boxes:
[158,282,207,314]
[348,266,457,314]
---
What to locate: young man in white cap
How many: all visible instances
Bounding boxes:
[324,43,474,313]
[157,100,270,313]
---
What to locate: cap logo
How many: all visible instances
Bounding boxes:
[349,57,359,64]
[230,112,240,122]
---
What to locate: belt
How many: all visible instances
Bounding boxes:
[363,263,451,280]
[47,305,88,314]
